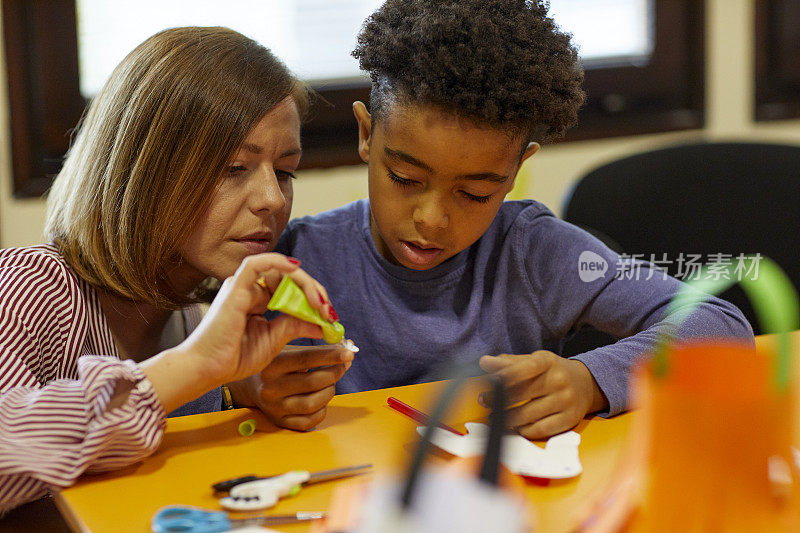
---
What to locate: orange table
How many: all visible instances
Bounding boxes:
[55,379,635,532]
[55,333,790,532]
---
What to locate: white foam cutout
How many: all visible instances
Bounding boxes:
[417,422,582,479]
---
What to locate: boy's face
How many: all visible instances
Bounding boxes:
[354,101,539,270]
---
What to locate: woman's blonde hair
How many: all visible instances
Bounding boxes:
[46,26,308,309]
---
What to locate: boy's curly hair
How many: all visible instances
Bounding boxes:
[353,0,585,143]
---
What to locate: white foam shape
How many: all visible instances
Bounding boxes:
[417,422,582,479]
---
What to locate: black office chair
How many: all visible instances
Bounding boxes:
[561,141,800,349]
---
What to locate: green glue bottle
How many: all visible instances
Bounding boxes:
[267,275,346,345]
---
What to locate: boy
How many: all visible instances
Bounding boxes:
[270,0,753,437]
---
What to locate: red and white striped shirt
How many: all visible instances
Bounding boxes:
[0,245,203,511]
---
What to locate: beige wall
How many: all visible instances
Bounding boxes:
[3,0,800,248]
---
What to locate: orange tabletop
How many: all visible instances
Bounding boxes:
[54,378,635,533]
[53,333,789,533]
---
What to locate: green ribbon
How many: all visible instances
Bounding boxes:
[653,256,799,391]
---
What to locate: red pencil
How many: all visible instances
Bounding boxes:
[387,396,465,436]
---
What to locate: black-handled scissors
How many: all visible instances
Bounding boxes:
[212,463,372,493]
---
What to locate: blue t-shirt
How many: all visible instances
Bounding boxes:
[168,388,221,417]
[276,199,752,416]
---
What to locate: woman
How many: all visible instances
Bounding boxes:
[0,27,336,511]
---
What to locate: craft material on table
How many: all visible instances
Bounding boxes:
[216,464,373,511]
[418,422,582,479]
[387,396,465,435]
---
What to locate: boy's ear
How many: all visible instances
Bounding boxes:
[507,142,541,192]
[353,101,372,163]
[520,142,541,164]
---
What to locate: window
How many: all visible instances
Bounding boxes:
[3,0,704,198]
[550,0,654,67]
[567,0,704,142]
[76,0,386,96]
[76,0,654,96]
[755,0,800,121]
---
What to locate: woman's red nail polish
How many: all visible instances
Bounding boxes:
[319,294,326,304]
[329,306,339,321]
[287,257,300,265]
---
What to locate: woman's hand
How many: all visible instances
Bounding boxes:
[478,351,609,440]
[141,253,334,414]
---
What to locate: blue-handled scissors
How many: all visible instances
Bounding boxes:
[152,505,324,532]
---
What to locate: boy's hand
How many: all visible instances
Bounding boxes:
[227,345,353,431]
[478,351,608,440]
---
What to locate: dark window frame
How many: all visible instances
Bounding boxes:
[3,0,705,198]
[755,0,800,122]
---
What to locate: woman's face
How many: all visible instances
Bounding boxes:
[178,97,301,285]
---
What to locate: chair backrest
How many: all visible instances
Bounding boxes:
[562,142,800,335]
